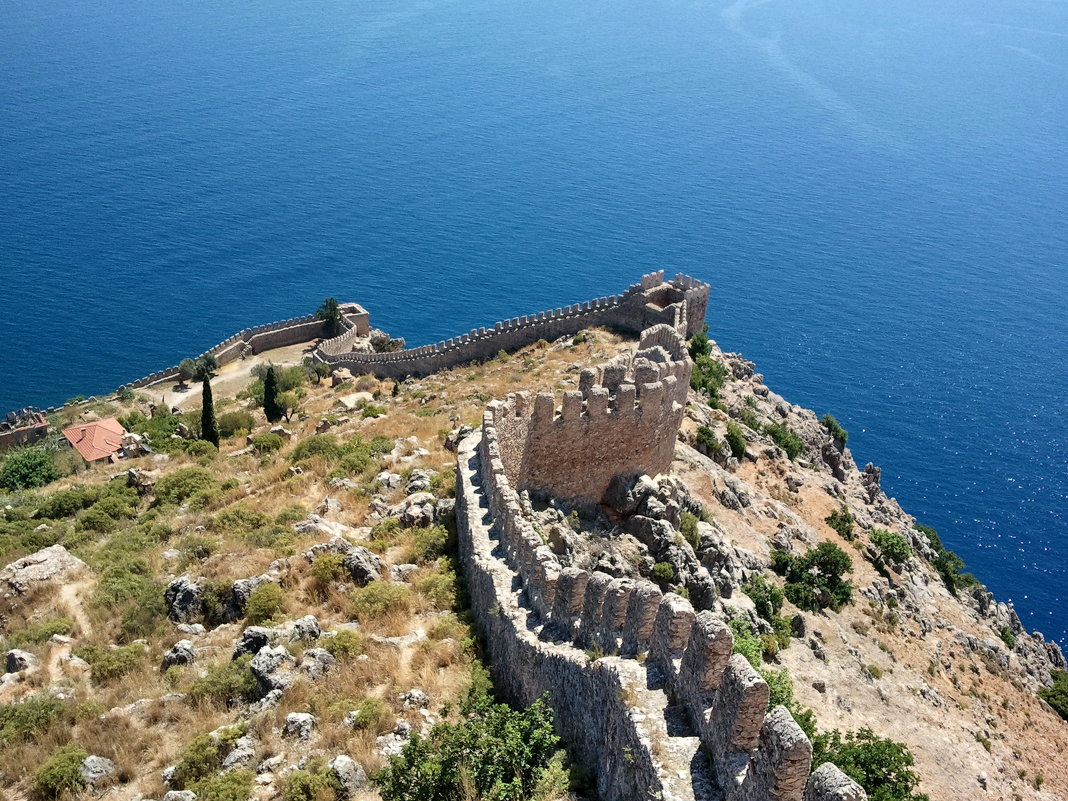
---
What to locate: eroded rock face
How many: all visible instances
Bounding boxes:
[161,640,195,671]
[391,492,436,528]
[233,627,276,659]
[328,755,367,797]
[282,712,317,740]
[6,648,39,673]
[250,645,296,699]
[79,755,116,789]
[164,575,202,623]
[299,648,336,680]
[0,544,86,596]
[343,547,384,586]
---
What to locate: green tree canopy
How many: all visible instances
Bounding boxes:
[316,298,342,337]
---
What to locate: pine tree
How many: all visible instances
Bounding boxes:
[263,365,283,423]
[201,377,220,447]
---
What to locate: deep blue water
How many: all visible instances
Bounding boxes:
[1,0,1066,646]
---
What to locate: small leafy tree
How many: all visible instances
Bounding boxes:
[201,377,220,448]
[0,448,59,491]
[277,392,299,423]
[316,298,342,337]
[193,354,219,381]
[725,422,747,459]
[1039,669,1068,722]
[821,413,848,444]
[772,541,854,612]
[870,529,911,567]
[812,728,930,801]
[263,366,283,423]
[178,358,196,389]
[687,324,711,360]
[374,691,560,801]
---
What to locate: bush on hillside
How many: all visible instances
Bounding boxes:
[743,574,784,622]
[374,692,561,801]
[187,655,257,706]
[825,506,856,540]
[0,448,59,491]
[821,413,848,444]
[33,745,89,798]
[725,422,747,459]
[217,410,256,438]
[870,529,911,566]
[154,467,219,505]
[1039,670,1068,722]
[812,728,929,801]
[772,542,853,612]
[763,422,805,460]
[244,582,284,625]
[0,696,71,745]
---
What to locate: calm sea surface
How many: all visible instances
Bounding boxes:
[1,0,1066,645]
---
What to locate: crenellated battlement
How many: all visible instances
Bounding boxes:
[487,324,692,506]
[458,421,866,801]
[314,272,710,379]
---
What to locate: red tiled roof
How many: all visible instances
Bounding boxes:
[62,418,127,462]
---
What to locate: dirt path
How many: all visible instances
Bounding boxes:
[139,341,320,411]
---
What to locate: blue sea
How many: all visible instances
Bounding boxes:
[1,0,1066,647]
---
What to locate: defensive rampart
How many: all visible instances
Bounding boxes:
[490,324,692,506]
[314,272,710,379]
[457,427,866,801]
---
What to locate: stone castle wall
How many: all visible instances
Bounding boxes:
[490,324,693,506]
[314,272,710,379]
[457,425,865,801]
[118,314,329,391]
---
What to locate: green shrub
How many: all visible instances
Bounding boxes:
[190,770,254,801]
[743,575,784,622]
[687,325,711,360]
[821,413,848,444]
[772,542,853,612]
[725,422,747,459]
[179,534,217,562]
[0,448,59,491]
[283,759,342,801]
[275,504,307,524]
[1039,669,1068,722]
[75,505,117,534]
[361,403,387,419]
[323,629,365,660]
[213,505,270,533]
[651,562,675,586]
[155,467,219,505]
[763,422,805,460]
[34,745,89,798]
[243,524,295,551]
[374,693,560,801]
[915,524,979,595]
[825,506,856,541]
[412,525,449,562]
[690,354,729,400]
[870,529,911,566]
[0,695,70,745]
[311,553,347,584]
[188,655,257,706]
[728,618,763,669]
[250,433,284,453]
[217,411,256,438]
[679,512,700,549]
[417,568,459,610]
[37,486,98,519]
[351,582,414,620]
[290,435,343,462]
[998,626,1017,650]
[185,440,218,459]
[73,643,145,683]
[8,617,75,647]
[812,728,929,801]
[172,728,243,788]
[244,582,284,625]
[694,425,724,459]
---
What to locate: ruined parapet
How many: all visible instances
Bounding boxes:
[314,273,710,378]
[472,417,867,801]
[484,324,692,506]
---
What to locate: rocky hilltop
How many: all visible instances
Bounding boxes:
[0,275,1065,801]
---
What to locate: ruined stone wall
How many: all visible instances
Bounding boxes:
[119,314,329,391]
[491,324,692,506]
[314,272,710,379]
[456,415,868,801]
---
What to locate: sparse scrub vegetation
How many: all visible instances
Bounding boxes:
[821,413,848,444]
[771,542,853,612]
[825,506,856,541]
[763,421,805,460]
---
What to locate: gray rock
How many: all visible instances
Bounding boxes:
[328,477,358,491]
[302,535,356,563]
[405,469,435,494]
[392,492,436,528]
[79,755,116,788]
[343,547,384,586]
[5,648,39,673]
[291,615,321,641]
[804,763,866,801]
[0,545,87,597]
[402,689,429,709]
[162,792,197,801]
[389,564,419,582]
[161,639,195,671]
[164,575,202,623]
[221,735,257,771]
[293,515,356,540]
[328,755,367,797]
[299,648,337,680]
[176,623,206,636]
[233,626,275,659]
[316,496,342,516]
[374,471,402,490]
[249,645,296,699]
[282,712,317,740]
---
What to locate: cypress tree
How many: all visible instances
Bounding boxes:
[201,377,220,447]
[263,366,283,423]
